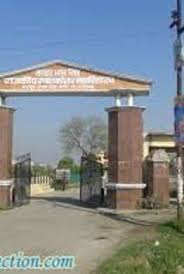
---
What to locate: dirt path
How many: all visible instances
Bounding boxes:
[0,188,176,273]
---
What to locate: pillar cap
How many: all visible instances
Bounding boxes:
[105,106,145,112]
[147,149,170,163]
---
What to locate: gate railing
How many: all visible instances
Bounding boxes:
[14,153,31,206]
[31,174,53,185]
[80,154,103,206]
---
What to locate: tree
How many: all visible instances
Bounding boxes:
[59,116,107,156]
[57,157,74,169]
[57,157,80,173]
[31,164,53,176]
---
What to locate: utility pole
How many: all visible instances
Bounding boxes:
[170,0,184,219]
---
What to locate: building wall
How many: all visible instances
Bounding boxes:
[98,133,176,166]
[143,134,176,159]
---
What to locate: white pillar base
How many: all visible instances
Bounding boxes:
[106,183,146,190]
[0,179,14,186]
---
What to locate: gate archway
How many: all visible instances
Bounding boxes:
[0,60,152,209]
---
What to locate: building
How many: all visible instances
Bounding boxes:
[144,132,176,158]
[96,151,108,168]
[97,132,176,167]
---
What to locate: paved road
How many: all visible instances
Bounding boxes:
[0,188,135,274]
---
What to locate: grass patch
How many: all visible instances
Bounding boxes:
[95,220,184,274]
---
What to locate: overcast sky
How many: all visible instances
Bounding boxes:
[0,0,179,164]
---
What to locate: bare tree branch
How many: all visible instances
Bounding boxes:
[59,116,107,157]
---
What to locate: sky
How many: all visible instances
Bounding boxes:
[0,0,180,165]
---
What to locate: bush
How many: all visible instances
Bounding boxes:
[142,196,163,209]
[96,220,184,274]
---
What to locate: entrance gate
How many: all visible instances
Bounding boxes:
[14,153,31,206]
[80,155,103,206]
[0,60,151,209]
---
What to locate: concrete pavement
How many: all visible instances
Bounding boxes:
[0,188,134,274]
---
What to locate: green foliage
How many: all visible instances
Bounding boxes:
[57,157,80,173]
[142,195,164,209]
[57,157,74,169]
[159,219,184,234]
[95,220,184,274]
[31,164,53,177]
[53,157,80,190]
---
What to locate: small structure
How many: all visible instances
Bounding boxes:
[146,149,170,207]
[96,151,108,168]
[55,169,70,190]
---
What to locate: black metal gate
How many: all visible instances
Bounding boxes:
[80,154,103,206]
[14,153,31,206]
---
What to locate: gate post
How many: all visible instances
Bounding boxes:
[146,149,170,207]
[0,105,15,208]
[106,106,146,209]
